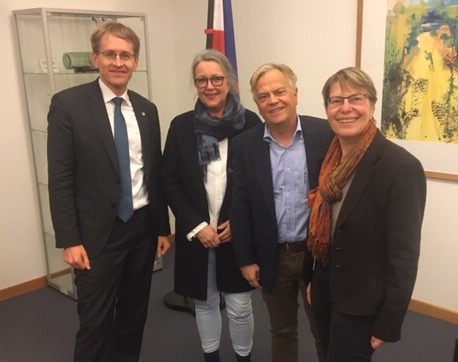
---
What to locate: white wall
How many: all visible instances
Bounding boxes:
[1,0,457,312]
[233,1,358,118]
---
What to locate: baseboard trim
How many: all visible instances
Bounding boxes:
[0,276,47,302]
[409,299,458,325]
[1,278,457,325]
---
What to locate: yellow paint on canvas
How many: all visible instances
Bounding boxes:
[383,4,458,144]
[402,27,458,142]
[404,33,442,140]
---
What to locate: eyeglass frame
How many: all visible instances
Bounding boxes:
[326,94,368,109]
[194,76,225,89]
[98,51,137,61]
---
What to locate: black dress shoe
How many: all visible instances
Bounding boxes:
[203,349,220,362]
[235,352,251,361]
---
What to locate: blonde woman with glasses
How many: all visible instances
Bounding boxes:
[161,49,261,362]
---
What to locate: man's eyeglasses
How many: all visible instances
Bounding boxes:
[99,51,136,61]
[194,76,225,89]
[327,94,367,109]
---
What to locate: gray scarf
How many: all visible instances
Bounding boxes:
[193,92,246,179]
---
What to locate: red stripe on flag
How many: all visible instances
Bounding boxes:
[206,0,237,75]
[212,30,225,54]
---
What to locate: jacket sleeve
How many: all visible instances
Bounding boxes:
[148,102,171,236]
[47,91,81,248]
[372,155,426,341]
[161,117,209,234]
[229,134,257,267]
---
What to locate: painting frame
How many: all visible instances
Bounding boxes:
[356,0,458,182]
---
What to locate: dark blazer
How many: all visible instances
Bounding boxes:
[230,115,334,293]
[161,109,262,300]
[309,131,426,342]
[48,79,170,258]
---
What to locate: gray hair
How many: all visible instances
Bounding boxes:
[191,49,238,95]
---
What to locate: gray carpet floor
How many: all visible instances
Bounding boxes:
[1,247,457,361]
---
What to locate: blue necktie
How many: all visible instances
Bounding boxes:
[113,97,134,222]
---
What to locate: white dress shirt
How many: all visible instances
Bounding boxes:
[186,138,228,240]
[99,79,148,210]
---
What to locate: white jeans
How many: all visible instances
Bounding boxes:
[194,248,254,356]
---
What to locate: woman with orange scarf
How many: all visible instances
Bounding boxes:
[304,67,427,361]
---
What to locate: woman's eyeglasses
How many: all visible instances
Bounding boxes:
[194,76,225,89]
[327,94,368,109]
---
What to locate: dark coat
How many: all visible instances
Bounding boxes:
[48,79,170,257]
[161,108,262,300]
[230,115,334,293]
[308,131,427,342]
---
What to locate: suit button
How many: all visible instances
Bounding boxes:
[334,265,342,272]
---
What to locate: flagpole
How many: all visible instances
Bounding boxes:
[206,0,215,48]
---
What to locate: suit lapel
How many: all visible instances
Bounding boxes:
[301,116,327,190]
[129,92,151,181]
[334,131,385,229]
[251,126,276,221]
[85,81,120,175]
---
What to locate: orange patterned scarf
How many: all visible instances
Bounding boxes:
[307,120,377,265]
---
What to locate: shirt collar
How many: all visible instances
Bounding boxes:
[98,78,131,106]
[263,115,303,143]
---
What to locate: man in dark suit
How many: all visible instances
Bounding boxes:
[47,22,170,362]
[230,63,334,362]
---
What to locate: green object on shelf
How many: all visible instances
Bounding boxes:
[62,51,94,69]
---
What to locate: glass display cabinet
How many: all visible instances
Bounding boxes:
[13,8,162,299]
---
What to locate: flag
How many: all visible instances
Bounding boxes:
[205,0,238,75]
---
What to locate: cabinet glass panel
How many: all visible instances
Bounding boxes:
[31,130,47,185]
[37,183,53,236]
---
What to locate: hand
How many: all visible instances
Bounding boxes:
[370,336,384,350]
[156,235,172,257]
[240,264,261,289]
[196,225,221,248]
[216,220,231,243]
[63,245,90,270]
[306,283,312,305]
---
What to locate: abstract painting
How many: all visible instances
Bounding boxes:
[382,0,458,144]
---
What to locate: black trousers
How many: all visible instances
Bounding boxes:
[311,263,376,362]
[73,207,155,362]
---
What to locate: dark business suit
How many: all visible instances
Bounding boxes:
[161,109,261,300]
[307,131,426,360]
[48,79,169,361]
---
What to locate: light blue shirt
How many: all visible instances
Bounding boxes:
[263,118,309,243]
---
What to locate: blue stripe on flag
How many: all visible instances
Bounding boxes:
[222,0,238,76]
